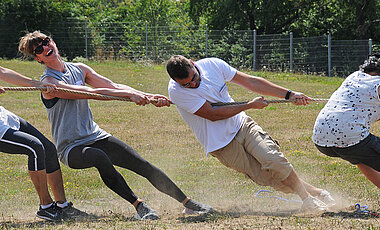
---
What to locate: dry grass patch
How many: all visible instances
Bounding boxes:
[0,60,379,229]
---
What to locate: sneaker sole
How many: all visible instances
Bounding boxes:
[36,214,61,222]
[133,213,159,220]
[182,208,214,215]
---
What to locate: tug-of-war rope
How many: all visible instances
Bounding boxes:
[2,86,134,102]
[2,86,329,105]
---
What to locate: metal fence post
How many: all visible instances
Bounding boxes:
[369,38,372,55]
[328,33,331,77]
[145,21,148,63]
[290,32,293,71]
[205,24,208,57]
[85,17,88,59]
[253,29,256,71]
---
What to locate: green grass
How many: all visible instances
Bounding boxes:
[0,60,379,229]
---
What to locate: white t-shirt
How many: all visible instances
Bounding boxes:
[312,71,380,147]
[168,58,247,154]
[0,106,20,139]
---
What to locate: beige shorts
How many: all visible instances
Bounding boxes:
[210,117,294,193]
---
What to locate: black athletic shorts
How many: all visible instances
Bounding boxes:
[315,134,380,172]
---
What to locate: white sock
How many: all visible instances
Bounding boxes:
[40,203,53,209]
[56,201,69,208]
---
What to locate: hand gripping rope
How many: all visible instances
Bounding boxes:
[1,86,329,105]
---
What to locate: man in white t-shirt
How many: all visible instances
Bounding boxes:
[167,55,335,212]
[313,53,380,189]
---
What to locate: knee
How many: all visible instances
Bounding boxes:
[87,149,112,168]
[26,140,46,160]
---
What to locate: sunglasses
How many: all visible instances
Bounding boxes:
[34,38,51,55]
[181,67,200,88]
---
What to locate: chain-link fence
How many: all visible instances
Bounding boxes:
[1,18,375,77]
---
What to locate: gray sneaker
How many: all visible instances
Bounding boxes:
[301,195,328,212]
[134,202,159,220]
[183,199,214,214]
[317,190,336,207]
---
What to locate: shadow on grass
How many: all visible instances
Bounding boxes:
[178,208,300,223]
[322,211,380,219]
[178,206,380,223]
[0,211,139,229]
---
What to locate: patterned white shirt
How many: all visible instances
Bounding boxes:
[0,106,20,139]
[312,71,380,147]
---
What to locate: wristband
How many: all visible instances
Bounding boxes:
[285,90,292,100]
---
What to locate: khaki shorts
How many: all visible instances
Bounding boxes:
[210,117,294,193]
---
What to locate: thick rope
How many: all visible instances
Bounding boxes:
[2,86,134,102]
[2,86,329,105]
[210,98,329,106]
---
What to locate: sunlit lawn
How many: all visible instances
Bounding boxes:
[0,59,378,229]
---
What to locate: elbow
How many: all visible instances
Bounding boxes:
[207,115,223,122]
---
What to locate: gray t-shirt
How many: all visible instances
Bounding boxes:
[41,62,110,165]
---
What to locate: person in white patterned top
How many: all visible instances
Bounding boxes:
[313,53,380,189]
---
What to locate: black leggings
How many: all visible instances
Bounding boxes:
[67,136,187,204]
[0,117,60,173]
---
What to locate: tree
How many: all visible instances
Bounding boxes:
[189,0,380,41]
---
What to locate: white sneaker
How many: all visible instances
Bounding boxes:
[317,190,336,207]
[301,195,328,212]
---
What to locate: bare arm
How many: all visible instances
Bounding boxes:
[194,71,311,121]
[230,71,310,105]
[194,97,268,121]
[0,66,44,87]
[41,76,151,105]
[41,63,168,106]
[76,63,170,106]
[0,66,56,93]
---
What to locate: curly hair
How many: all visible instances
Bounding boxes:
[359,53,380,74]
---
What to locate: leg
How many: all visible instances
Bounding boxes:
[280,170,314,200]
[68,144,139,204]
[17,118,67,203]
[92,137,213,214]
[46,169,66,203]
[299,180,323,197]
[29,169,54,205]
[91,137,187,203]
[357,163,380,189]
[68,144,162,220]
[0,128,53,205]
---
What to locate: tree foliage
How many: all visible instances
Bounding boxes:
[189,0,380,40]
[0,0,378,60]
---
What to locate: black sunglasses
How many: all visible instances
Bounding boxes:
[181,67,200,88]
[34,38,50,55]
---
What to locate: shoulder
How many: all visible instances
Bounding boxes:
[197,57,230,67]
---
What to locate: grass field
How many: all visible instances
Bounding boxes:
[0,59,379,229]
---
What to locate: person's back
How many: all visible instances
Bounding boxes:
[312,53,380,189]
[313,71,380,147]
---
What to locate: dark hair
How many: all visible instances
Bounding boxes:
[166,55,193,80]
[359,53,380,74]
